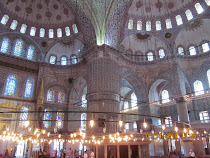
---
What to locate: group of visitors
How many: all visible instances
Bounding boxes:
[169,149,196,158]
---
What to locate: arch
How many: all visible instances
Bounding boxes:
[4,74,18,96]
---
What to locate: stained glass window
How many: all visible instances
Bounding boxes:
[137,21,142,30]
[175,15,183,25]
[124,101,129,112]
[13,39,23,57]
[146,21,151,31]
[71,56,77,64]
[20,107,29,126]
[43,109,52,128]
[185,9,193,21]
[65,27,71,36]
[24,78,34,98]
[30,27,36,36]
[165,19,172,29]
[81,113,87,131]
[202,43,210,53]
[40,28,45,37]
[178,47,184,55]
[57,28,62,38]
[61,57,67,65]
[205,0,210,6]
[4,74,17,96]
[128,19,133,29]
[207,69,210,87]
[131,93,138,110]
[156,21,161,31]
[147,52,153,61]
[199,111,209,123]
[159,49,165,58]
[72,24,78,34]
[10,20,18,30]
[189,46,196,55]
[47,90,54,101]
[27,46,34,60]
[56,112,64,129]
[0,38,9,53]
[20,24,27,34]
[165,116,172,127]
[162,90,170,103]
[49,29,54,38]
[58,92,65,103]
[194,80,204,96]
[50,55,56,64]
[1,15,9,25]
[82,95,87,107]
[195,3,204,14]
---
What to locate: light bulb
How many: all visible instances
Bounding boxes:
[162,124,166,130]
[119,121,123,127]
[25,121,30,127]
[143,122,147,128]
[47,132,50,137]
[183,128,187,133]
[90,120,94,127]
[175,127,178,132]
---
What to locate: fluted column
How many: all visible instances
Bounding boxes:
[86,47,120,134]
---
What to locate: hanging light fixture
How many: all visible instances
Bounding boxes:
[119,120,123,127]
[162,124,166,130]
[90,120,94,127]
[175,127,178,132]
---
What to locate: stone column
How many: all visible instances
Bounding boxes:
[117,145,120,158]
[104,145,107,158]
[128,145,131,158]
[86,47,120,134]
[138,145,141,158]
[171,61,189,123]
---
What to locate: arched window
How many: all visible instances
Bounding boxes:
[125,123,129,130]
[0,38,9,53]
[1,15,9,25]
[10,20,18,30]
[156,21,161,31]
[56,112,64,129]
[20,107,29,126]
[175,15,183,25]
[24,78,34,98]
[61,57,67,65]
[47,89,54,101]
[81,113,87,131]
[13,39,23,57]
[131,93,138,110]
[40,28,45,37]
[165,19,172,29]
[71,55,77,64]
[49,55,56,64]
[43,109,52,128]
[128,19,133,29]
[82,95,87,107]
[58,92,65,103]
[65,27,71,36]
[178,47,184,55]
[20,24,27,34]
[49,29,54,38]
[57,28,62,38]
[189,46,196,55]
[194,80,204,96]
[146,21,151,31]
[185,9,193,21]
[147,52,153,61]
[27,46,34,60]
[207,69,210,88]
[72,24,78,34]
[195,3,204,14]
[137,21,142,30]
[159,49,165,58]
[161,90,170,103]
[202,43,210,53]
[30,27,36,36]
[205,0,210,6]
[124,101,129,112]
[4,74,17,96]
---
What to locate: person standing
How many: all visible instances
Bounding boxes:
[3,149,9,158]
[67,148,73,158]
[189,149,196,158]
[24,149,29,158]
[84,151,88,158]
[90,150,94,158]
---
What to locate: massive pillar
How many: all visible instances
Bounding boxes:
[86,46,120,134]
[172,61,189,123]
